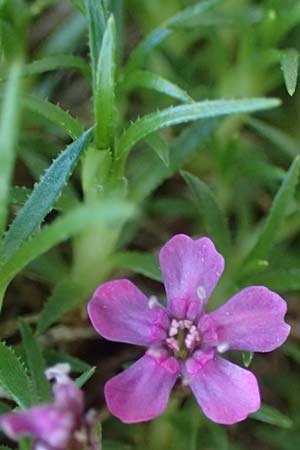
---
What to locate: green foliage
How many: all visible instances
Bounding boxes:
[280,49,299,96]
[0,129,92,265]
[19,320,51,402]
[251,404,293,429]
[0,341,32,409]
[182,171,230,255]
[94,15,116,150]
[1,1,300,449]
[117,99,280,158]
[0,61,22,237]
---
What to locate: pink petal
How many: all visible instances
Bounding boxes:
[159,235,224,312]
[208,286,290,352]
[0,406,75,448]
[185,355,260,424]
[105,350,180,423]
[88,279,170,346]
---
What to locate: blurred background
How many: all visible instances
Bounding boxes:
[1,1,300,449]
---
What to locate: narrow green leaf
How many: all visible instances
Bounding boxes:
[242,351,254,368]
[75,366,96,388]
[0,341,32,409]
[122,70,193,103]
[251,404,293,429]
[43,349,92,373]
[129,120,218,201]
[145,132,170,167]
[37,279,86,334]
[0,61,22,238]
[253,268,300,291]
[182,171,230,255]
[111,251,162,281]
[19,320,51,402]
[23,55,91,79]
[1,129,92,264]
[21,94,83,139]
[282,342,300,363]
[0,401,11,414]
[247,117,299,158]
[280,48,299,96]
[125,28,172,74]
[94,15,116,150]
[86,0,108,77]
[117,98,281,157]
[246,156,300,262]
[0,201,135,304]
[125,1,219,74]
[165,0,220,28]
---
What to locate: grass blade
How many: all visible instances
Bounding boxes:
[1,129,92,264]
[19,320,51,403]
[245,156,300,263]
[182,171,231,255]
[94,15,116,150]
[117,98,281,157]
[0,62,22,238]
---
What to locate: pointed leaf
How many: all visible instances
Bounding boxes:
[94,15,116,150]
[165,0,220,28]
[1,129,92,264]
[21,94,83,139]
[111,251,162,281]
[86,0,108,77]
[246,156,300,262]
[128,120,218,201]
[280,48,299,96]
[19,320,51,402]
[23,55,91,79]
[242,351,254,368]
[247,117,299,158]
[37,279,86,334]
[0,201,135,305]
[251,404,292,429]
[122,70,193,103]
[0,61,22,238]
[117,98,281,157]
[145,132,170,167]
[75,366,96,388]
[0,341,32,409]
[182,171,230,255]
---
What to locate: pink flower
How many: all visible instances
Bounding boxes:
[0,364,99,450]
[88,234,290,425]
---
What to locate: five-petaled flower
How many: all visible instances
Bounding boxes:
[88,234,290,425]
[0,363,99,450]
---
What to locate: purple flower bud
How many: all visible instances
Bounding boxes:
[0,364,100,450]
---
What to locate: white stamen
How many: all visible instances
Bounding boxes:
[148,296,159,309]
[217,342,229,353]
[148,347,163,358]
[196,285,206,301]
[166,337,180,352]
[182,376,191,386]
[178,320,185,330]
[45,363,71,383]
[183,320,193,329]
[169,326,178,337]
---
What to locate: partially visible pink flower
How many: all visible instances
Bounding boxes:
[0,364,99,450]
[88,234,290,425]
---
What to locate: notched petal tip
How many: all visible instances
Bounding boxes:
[209,286,291,353]
[159,234,224,311]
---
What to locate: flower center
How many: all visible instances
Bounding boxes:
[165,318,201,358]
